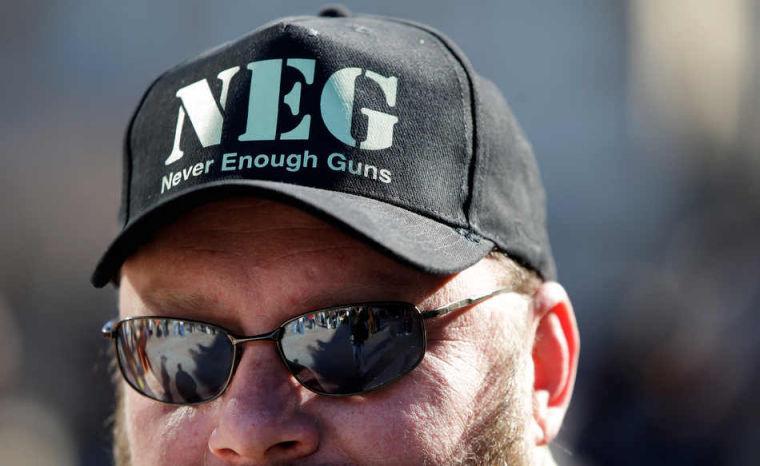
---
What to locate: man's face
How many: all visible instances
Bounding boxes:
[116,197,537,465]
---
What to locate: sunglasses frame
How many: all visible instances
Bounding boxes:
[102,288,513,404]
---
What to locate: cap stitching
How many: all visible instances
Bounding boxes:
[372,16,473,223]
[254,17,471,225]
[470,76,488,233]
[425,36,470,211]
[455,227,483,244]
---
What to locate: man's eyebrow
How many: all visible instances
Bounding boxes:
[141,289,225,315]
[130,289,255,334]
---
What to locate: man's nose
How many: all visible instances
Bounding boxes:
[207,345,320,464]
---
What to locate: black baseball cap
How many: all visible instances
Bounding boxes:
[91,6,556,288]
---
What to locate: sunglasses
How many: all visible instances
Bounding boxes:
[102,288,512,404]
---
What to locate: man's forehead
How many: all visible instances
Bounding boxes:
[132,197,363,258]
[150,197,337,237]
[115,199,521,344]
[126,196,434,273]
[118,196,455,318]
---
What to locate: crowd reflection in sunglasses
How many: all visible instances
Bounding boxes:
[116,305,420,403]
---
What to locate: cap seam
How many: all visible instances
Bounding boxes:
[369,15,476,226]
[164,16,314,75]
[470,76,488,234]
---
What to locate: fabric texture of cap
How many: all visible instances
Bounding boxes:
[91,6,556,287]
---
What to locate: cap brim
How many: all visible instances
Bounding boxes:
[91,180,494,287]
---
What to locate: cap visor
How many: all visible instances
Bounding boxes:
[91,180,494,287]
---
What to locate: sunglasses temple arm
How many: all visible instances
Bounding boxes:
[421,288,512,319]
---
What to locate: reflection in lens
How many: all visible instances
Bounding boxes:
[115,319,234,403]
[280,304,424,395]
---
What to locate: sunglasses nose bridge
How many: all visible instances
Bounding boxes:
[229,327,283,346]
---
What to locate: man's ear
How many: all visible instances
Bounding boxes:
[529,281,580,446]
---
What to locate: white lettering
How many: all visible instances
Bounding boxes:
[221,152,237,171]
[165,66,241,165]
[161,175,172,194]
[327,152,346,171]
[379,168,392,183]
[160,158,217,193]
[239,58,316,142]
[191,162,204,176]
[162,59,400,169]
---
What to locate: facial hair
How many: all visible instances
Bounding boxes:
[451,342,533,466]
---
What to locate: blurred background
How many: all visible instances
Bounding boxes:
[1,0,758,465]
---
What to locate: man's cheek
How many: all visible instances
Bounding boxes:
[125,388,213,466]
[423,340,490,398]
[355,357,477,460]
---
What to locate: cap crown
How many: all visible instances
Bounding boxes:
[107,12,555,284]
[123,16,474,230]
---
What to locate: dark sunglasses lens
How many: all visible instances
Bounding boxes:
[280,304,425,395]
[114,319,234,403]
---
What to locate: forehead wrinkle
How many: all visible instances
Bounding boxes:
[169,224,339,239]
[140,228,358,275]
[170,242,391,282]
[152,219,358,261]
[142,288,224,316]
[157,227,339,255]
[160,199,342,236]
[251,243,377,269]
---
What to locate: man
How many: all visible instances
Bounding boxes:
[93,6,579,465]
